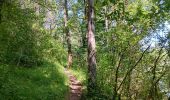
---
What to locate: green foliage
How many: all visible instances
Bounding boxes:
[0,1,68,99]
[0,0,169,99]
[0,62,68,100]
[70,66,87,86]
[93,0,170,99]
[0,1,66,66]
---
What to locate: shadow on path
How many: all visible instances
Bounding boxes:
[64,69,82,100]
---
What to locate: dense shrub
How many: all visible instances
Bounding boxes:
[0,1,66,67]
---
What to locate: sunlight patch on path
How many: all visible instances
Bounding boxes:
[64,69,82,100]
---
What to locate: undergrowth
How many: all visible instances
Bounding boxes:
[0,62,68,100]
[70,65,87,99]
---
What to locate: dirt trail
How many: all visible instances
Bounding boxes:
[65,69,82,100]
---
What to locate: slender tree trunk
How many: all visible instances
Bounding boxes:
[148,48,162,99]
[80,0,87,48]
[104,6,110,48]
[104,6,109,32]
[113,53,122,100]
[64,0,72,68]
[87,0,97,94]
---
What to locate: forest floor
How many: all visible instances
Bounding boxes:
[64,68,82,100]
[0,62,68,100]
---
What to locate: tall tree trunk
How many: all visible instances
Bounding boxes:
[64,0,72,68]
[80,0,87,48]
[104,6,109,48]
[87,0,97,95]
[148,48,162,99]
[83,0,87,47]
[104,6,109,32]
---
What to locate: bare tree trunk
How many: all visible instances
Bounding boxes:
[80,0,87,48]
[148,48,163,100]
[104,6,109,32]
[113,53,123,99]
[104,6,110,48]
[64,0,72,68]
[87,0,97,94]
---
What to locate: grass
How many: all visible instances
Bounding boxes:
[70,66,87,90]
[0,62,69,100]
[69,65,87,99]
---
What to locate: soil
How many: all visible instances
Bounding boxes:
[65,69,82,100]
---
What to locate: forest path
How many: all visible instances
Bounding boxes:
[64,69,82,100]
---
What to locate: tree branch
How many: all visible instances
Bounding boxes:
[114,53,123,92]
[117,45,151,91]
[33,0,56,12]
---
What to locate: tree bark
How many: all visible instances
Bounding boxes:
[104,6,109,32]
[80,0,87,48]
[64,0,72,68]
[87,0,97,94]
[148,48,163,99]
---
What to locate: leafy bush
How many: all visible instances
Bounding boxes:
[0,1,66,67]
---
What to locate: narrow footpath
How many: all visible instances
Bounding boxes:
[64,69,82,100]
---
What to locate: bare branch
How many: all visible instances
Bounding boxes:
[114,53,123,92]
[154,59,168,84]
[117,45,151,91]
[152,48,163,83]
